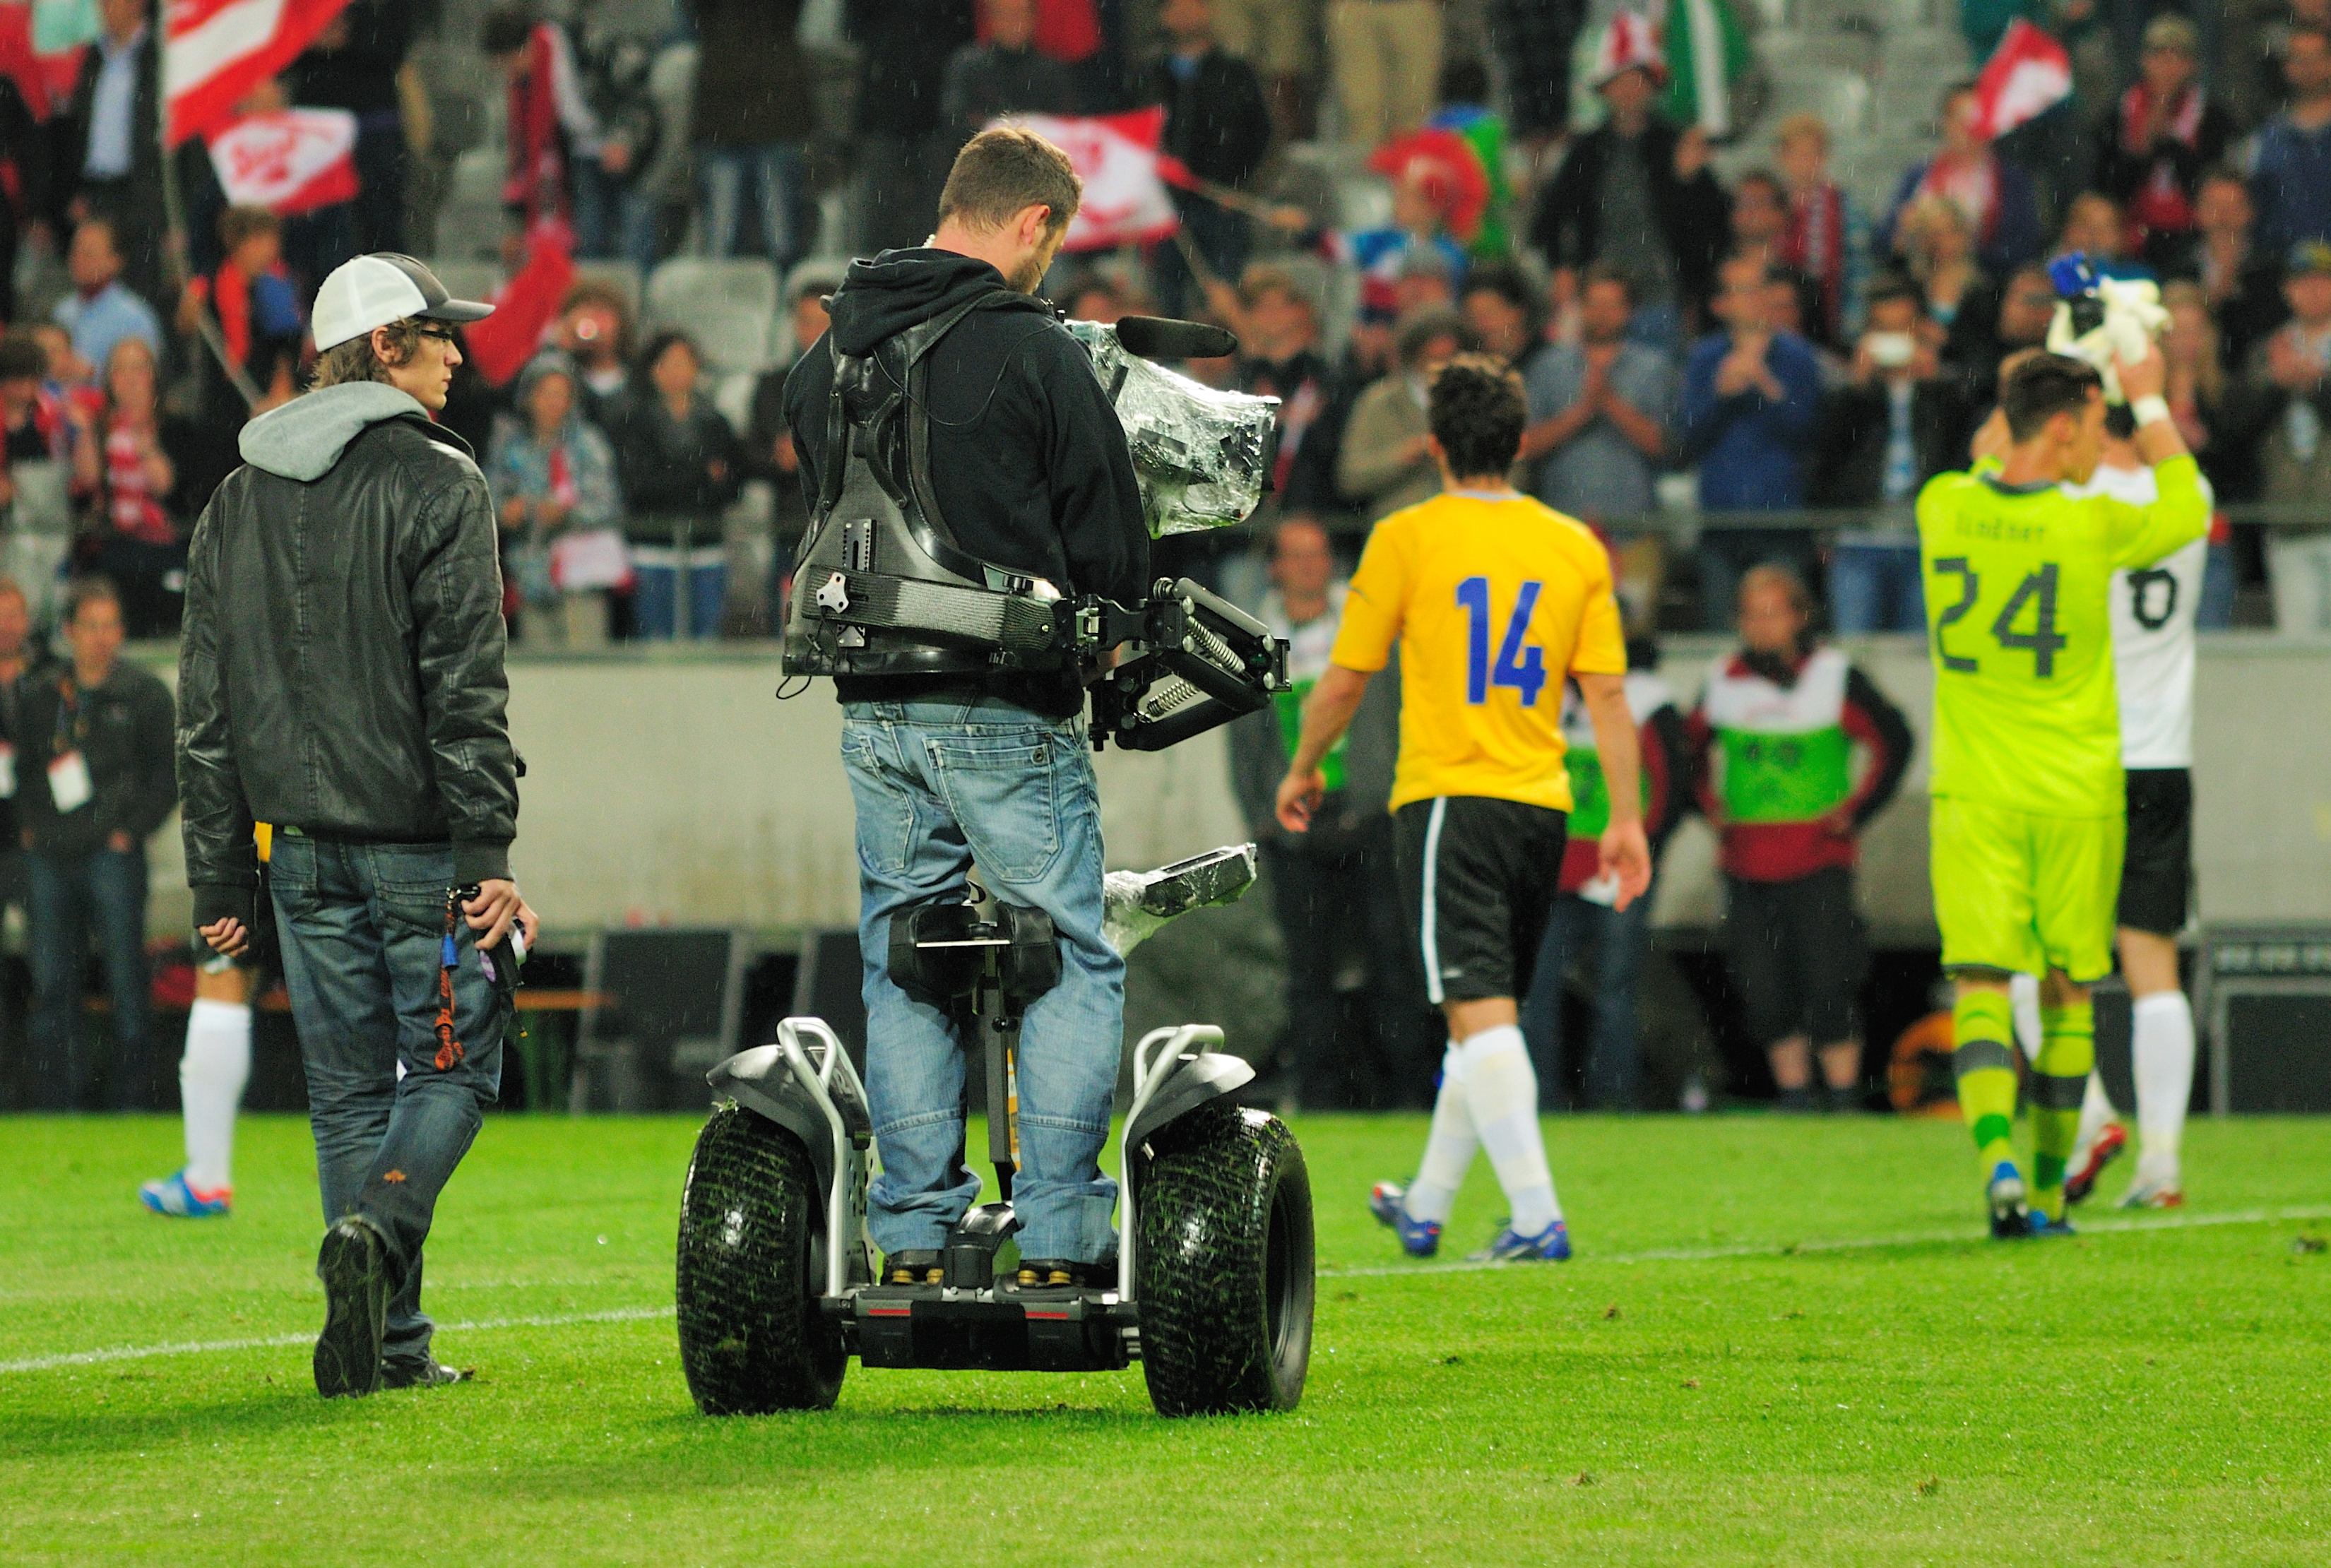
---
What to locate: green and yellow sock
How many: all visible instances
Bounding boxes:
[1952,989,2020,1177]
[2030,1000,2096,1220]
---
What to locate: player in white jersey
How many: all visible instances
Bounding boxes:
[1999,403,2207,1207]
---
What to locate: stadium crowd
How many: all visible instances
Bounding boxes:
[0,0,2318,1118]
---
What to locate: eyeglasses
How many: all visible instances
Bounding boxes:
[414,326,460,346]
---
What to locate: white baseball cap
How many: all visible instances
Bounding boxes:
[311,253,494,352]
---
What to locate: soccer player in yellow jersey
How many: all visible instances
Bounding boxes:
[1275,357,1652,1262]
[1916,345,2206,1238]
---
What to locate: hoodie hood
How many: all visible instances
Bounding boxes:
[825,249,1043,358]
[238,383,433,481]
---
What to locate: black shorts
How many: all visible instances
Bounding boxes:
[1723,867,1866,1047]
[2118,768,2193,937]
[1393,797,1568,1005]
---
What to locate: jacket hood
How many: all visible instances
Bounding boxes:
[238,383,433,481]
[825,249,1033,358]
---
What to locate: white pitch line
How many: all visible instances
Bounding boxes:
[0,1305,675,1376]
[1319,1204,2331,1279]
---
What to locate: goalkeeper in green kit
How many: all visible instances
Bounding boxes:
[1916,343,2205,1237]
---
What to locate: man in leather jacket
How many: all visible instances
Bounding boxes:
[176,254,540,1398]
[782,129,1149,1288]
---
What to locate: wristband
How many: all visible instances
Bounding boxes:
[2130,394,2171,429]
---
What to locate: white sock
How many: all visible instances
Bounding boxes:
[2075,1071,2119,1156]
[179,999,251,1194]
[2132,991,2195,1178]
[1458,1025,1560,1235]
[2010,973,2043,1064]
[1403,1048,1476,1225]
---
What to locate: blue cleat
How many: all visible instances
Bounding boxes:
[2028,1213,2077,1237]
[1987,1161,2032,1240]
[1368,1182,1441,1258]
[1472,1218,1572,1263]
[140,1170,231,1218]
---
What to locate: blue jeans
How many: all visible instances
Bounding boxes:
[572,161,660,271]
[27,848,150,1110]
[268,835,508,1370]
[695,142,809,267]
[1518,889,1651,1111]
[841,698,1123,1264]
[1827,540,1927,633]
[631,556,728,641]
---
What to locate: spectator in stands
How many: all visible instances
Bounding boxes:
[1764,265,1846,388]
[2157,278,2243,504]
[1209,0,1321,139]
[1211,263,1336,517]
[1731,171,1787,268]
[287,1,417,269]
[1461,261,1548,377]
[610,331,744,640]
[1522,264,1672,525]
[1773,112,1870,352]
[2055,191,2145,275]
[688,0,816,268]
[1519,648,1690,1110]
[177,207,302,437]
[489,353,622,648]
[1680,254,1825,627]
[944,0,1079,150]
[555,281,637,429]
[0,333,67,478]
[2094,17,2234,268]
[52,220,160,391]
[1134,0,1275,317]
[66,338,203,639]
[1227,517,1396,1107]
[1893,194,1998,371]
[750,262,843,626]
[2219,239,2331,506]
[0,57,39,323]
[484,6,600,240]
[850,0,979,254]
[569,30,665,271]
[1813,273,1979,631]
[50,0,184,314]
[0,579,41,1034]
[1530,18,1730,352]
[20,576,177,1112]
[2251,27,2331,258]
[1486,0,1589,156]
[1879,81,2045,278]
[1327,0,1444,149]
[1689,564,1911,1112]
[2181,169,2289,368]
[1336,307,1471,523]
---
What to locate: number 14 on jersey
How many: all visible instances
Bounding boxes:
[1457,576,1547,706]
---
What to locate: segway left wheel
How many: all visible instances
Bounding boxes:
[675,1104,846,1414]
[1134,1100,1315,1416]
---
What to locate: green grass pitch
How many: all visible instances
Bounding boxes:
[3,1110,2327,1565]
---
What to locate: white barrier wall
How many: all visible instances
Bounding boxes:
[136,636,2331,942]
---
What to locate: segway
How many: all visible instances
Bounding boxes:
[674,845,1315,1418]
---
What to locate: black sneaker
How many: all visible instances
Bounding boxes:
[883,1249,944,1286]
[314,1218,389,1398]
[383,1357,473,1390]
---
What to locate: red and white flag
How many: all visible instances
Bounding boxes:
[165,0,352,148]
[992,109,1180,252]
[207,107,358,214]
[1971,19,2072,139]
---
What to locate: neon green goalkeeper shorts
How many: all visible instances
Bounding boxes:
[1930,795,2125,982]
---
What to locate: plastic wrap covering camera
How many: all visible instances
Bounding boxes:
[1069,320,1280,538]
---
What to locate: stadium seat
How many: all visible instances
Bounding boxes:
[1755,26,1881,75]
[645,257,781,374]
[1762,63,1873,136]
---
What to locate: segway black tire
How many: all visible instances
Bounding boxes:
[1134,1100,1315,1416]
[675,1104,846,1414]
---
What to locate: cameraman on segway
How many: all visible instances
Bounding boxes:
[781,129,1149,1290]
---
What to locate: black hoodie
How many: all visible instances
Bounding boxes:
[783,249,1148,717]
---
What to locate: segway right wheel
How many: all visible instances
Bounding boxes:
[675,1104,846,1414]
[1134,1100,1315,1416]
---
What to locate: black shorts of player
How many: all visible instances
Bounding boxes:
[1723,866,1866,1047]
[1393,796,1568,1004]
[2118,767,2193,937]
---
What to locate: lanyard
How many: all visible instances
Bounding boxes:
[52,676,86,752]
